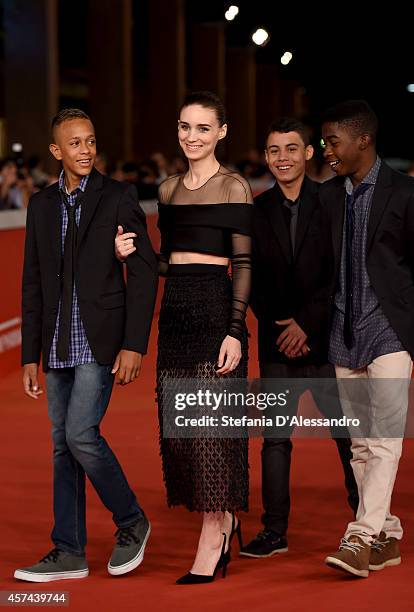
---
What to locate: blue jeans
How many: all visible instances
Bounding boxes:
[46,363,143,555]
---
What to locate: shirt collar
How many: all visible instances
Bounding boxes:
[274,180,303,206]
[345,156,381,195]
[59,169,90,195]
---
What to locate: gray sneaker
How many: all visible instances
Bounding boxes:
[108,515,151,576]
[14,548,88,582]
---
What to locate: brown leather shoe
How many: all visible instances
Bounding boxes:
[325,535,370,578]
[369,531,401,571]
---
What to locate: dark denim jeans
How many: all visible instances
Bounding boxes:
[259,361,358,536]
[46,363,143,555]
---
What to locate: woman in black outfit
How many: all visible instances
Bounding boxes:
[116,91,253,583]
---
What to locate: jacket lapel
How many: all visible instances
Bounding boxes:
[327,179,346,276]
[76,168,104,250]
[293,177,318,260]
[46,183,62,267]
[366,162,393,253]
[262,184,292,264]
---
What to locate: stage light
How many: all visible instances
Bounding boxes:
[252,28,269,46]
[407,84,414,93]
[225,5,239,21]
[281,51,293,65]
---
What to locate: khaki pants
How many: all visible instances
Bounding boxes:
[336,351,412,544]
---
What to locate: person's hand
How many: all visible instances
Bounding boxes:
[112,350,142,385]
[285,343,311,359]
[216,336,242,375]
[22,363,44,399]
[276,318,308,357]
[115,225,137,262]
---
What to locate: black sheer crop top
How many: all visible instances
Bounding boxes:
[158,202,253,257]
[157,166,254,342]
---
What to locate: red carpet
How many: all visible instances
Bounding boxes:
[1,309,414,611]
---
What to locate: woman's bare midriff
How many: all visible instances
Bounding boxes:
[170,251,229,266]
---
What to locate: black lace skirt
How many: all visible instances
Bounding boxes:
[157,264,249,512]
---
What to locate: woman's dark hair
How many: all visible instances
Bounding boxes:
[179,91,226,126]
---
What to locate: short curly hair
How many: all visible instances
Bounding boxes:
[322,100,378,142]
[51,108,92,132]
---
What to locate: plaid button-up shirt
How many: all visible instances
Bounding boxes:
[48,170,96,368]
[329,158,403,368]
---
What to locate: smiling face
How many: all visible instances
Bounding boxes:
[265,130,313,186]
[177,104,227,162]
[49,118,96,184]
[322,121,368,178]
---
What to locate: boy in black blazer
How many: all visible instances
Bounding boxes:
[241,118,358,558]
[16,109,158,582]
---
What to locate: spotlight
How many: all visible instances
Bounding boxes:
[225,5,239,21]
[407,84,414,93]
[11,142,23,153]
[281,51,293,65]
[252,28,269,46]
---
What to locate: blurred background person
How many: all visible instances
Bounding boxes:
[150,151,170,183]
[95,152,108,175]
[0,158,21,210]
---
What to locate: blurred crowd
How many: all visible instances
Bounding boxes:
[2,148,414,212]
[0,156,52,211]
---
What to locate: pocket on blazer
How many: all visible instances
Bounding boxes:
[101,292,125,309]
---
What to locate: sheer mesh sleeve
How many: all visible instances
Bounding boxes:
[158,243,170,277]
[157,176,180,276]
[229,231,252,341]
[227,175,254,204]
[157,206,169,277]
[227,177,253,340]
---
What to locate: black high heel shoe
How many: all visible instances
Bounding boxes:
[176,533,229,585]
[229,513,243,550]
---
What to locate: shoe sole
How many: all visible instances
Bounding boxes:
[369,557,401,571]
[108,522,151,576]
[325,556,368,578]
[240,547,288,558]
[14,569,89,583]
